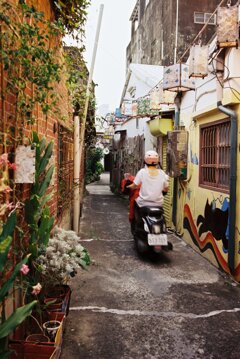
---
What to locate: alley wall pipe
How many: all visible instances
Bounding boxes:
[78,4,104,209]
[74,115,80,233]
[217,101,238,274]
[172,94,181,227]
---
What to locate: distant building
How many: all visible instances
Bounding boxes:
[127,0,230,68]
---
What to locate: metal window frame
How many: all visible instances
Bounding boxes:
[194,11,216,25]
[199,118,231,193]
[194,11,205,24]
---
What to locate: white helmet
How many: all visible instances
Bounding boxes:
[144,150,159,165]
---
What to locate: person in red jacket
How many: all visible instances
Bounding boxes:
[121,173,140,225]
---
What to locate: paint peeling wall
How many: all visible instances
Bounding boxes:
[177,47,240,281]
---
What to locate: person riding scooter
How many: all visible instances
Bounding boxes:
[127,150,169,208]
[126,150,172,255]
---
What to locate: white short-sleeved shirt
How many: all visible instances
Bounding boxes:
[134,167,169,207]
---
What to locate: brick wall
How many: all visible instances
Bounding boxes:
[0,0,74,228]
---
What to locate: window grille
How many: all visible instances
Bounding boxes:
[200,120,231,192]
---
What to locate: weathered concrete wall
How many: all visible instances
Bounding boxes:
[127,0,229,68]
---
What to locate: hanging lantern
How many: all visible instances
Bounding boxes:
[159,88,176,105]
[150,88,161,110]
[163,63,195,92]
[121,100,132,116]
[132,101,138,116]
[150,86,176,110]
[189,45,209,78]
[217,5,239,48]
[137,97,149,115]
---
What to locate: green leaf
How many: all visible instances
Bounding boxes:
[0,348,9,359]
[39,137,46,154]
[38,208,54,247]
[38,165,54,197]
[0,257,28,303]
[38,141,53,175]
[0,212,17,243]
[25,196,41,225]
[0,236,13,273]
[32,131,39,145]
[40,193,52,208]
[0,301,37,339]
[78,258,88,269]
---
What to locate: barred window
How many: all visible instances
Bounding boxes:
[199,120,231,192]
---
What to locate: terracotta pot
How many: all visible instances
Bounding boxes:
[26,334,50,343]
[44,297,63,312]
[9,312,65,359]
[44,285,72,315]
[44,286,66,299]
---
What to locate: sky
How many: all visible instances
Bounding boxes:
[84,0,136,116]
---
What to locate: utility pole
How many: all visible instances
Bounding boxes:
[73,4,104,233]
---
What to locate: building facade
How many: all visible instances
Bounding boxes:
[127,0,227,68]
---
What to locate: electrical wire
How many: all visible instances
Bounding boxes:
[210,55,240,102]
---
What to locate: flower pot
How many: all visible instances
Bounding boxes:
[44,286,66,299]
[10,342,57,359]
[43,320,61,342]
[26,334,50,343]
[44,297,63,312]
[43,285,72,315]
[9,312,65,359]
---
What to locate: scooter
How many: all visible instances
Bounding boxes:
[132,203,173,256]
[121,174,172,257]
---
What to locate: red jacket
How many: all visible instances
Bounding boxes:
[121,176,140,222]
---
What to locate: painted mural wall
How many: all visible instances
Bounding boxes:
[177,47,240,281]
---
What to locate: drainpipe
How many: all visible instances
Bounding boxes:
[172,92,182,226]
[216,58,238,274]
[217,102,237,274]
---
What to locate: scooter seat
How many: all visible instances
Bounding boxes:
[139,206,164,217]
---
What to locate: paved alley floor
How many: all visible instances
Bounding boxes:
[61,173,240,359]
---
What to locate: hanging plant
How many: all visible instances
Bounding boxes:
[0,0,63,135]
[53,0,90,36]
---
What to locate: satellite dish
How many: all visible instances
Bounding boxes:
[103,148,110,155]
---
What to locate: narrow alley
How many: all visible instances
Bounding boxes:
[61,173,240,359]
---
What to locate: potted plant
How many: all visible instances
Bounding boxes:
[36,226,91,315]
[0,212,37,359]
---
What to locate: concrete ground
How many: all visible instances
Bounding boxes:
[60,173,240,359]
